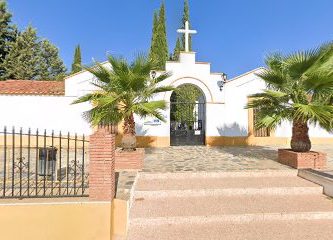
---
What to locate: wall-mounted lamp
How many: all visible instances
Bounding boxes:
[217,73,227,91]
[151,71,157,80]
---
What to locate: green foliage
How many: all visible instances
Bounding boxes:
[0,0,17,78]
[1,26,40,80]
[149,11,159,65]
[149,3,169,70]
[71,44,82,74]
[171,85,202,122]
[72,54,174,129]
[246,42,333,150]
[0,25,66,80]
[39,39,67,80]
[172,37,181,61]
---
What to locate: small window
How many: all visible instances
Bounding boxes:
[253,108,270,137]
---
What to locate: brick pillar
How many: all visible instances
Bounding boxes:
[89,127,116,201]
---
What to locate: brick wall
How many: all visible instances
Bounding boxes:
[278,149,327,169]
[89,127,116,201]
[115,148,144,171]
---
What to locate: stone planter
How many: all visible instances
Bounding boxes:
[278,149,326,169]
[115,148,144,171]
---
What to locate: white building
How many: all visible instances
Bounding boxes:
[1,23,333,147]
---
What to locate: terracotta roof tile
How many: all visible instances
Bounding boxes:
[0,80,65,96]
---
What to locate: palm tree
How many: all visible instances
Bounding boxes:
[246,43,333,152]
[73,55,173,150]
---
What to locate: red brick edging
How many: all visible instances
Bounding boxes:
[278,149,326,169]
[115,148,144,171]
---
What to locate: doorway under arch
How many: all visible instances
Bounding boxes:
[170,84,206,146]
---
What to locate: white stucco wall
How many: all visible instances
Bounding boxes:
[0,95,92,135]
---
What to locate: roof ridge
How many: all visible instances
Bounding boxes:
[226,67,265,83]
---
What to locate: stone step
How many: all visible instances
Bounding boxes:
[127,219,333,240]
[136,175,319,191]
[130,194,333,219]
[139,170,298,180]
[134,186,323,198]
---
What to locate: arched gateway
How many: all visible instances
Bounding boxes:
[170,84,206,146]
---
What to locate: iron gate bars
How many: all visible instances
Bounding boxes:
[0,126,89,199]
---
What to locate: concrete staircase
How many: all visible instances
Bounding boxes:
[127,170,333,240]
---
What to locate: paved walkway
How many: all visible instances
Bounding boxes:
[143,145,333,173]
[143,146,289,173]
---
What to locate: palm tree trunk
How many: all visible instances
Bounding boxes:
[290,120,311,152]
[121,113,136,150]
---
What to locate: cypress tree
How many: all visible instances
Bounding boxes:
[71,45,82,74]
[172,37,181,61]
[149,3,169,70]
[149,11,159,65]
[156,2,168,70]
[181,0,191,51]
[0,0,17,79]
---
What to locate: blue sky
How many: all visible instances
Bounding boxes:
[7,0,333,78]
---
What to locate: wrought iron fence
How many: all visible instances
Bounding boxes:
[0,127,89,199]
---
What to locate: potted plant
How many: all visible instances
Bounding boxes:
[247,42,333,168]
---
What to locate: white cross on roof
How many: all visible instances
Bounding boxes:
[177,21,197,52]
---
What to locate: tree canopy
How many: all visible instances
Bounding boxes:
[0,26,66,80]
[0,2,66,80]
[0,0,17,78]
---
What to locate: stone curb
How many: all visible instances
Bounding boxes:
[298,169,333,197]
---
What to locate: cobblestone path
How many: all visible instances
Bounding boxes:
[143,146,289,173]
[143,145,333,173]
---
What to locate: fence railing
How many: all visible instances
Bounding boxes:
[0,127,89,199]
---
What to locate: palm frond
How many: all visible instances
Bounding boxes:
[305,42,333,75]
[255,69,286,88]
[254,114,284,130]
[151,86,175,94]
[71,92,105,104]
[132,100,167,121]
[284,48,321,78]
[265,53,284,72]
[84,62,111,84]
[154,72,172,83]
[293,103,333,128]
[304,71,333,100]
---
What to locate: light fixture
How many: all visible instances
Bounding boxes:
[217,81,224,91]
[217,73,227,91]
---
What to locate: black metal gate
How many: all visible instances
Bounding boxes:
[170,102,206,146]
